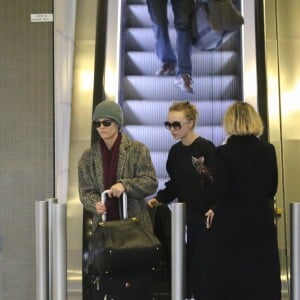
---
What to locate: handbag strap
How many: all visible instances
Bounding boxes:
[101,190,128,222]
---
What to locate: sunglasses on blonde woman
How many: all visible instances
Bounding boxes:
[164,121,189,130]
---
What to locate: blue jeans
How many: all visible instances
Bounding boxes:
[146,0,194,76]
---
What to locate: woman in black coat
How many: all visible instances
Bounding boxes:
[148,101,227,299]
[214,102,281,300]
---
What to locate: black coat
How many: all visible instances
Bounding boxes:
[212,135,281,300]
[155,137,228,299]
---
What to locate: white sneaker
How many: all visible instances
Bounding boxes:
[174,74,193,93]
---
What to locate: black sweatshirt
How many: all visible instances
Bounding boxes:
[156,136,227,224]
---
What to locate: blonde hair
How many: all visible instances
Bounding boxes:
[223,102,264,136]
[169,101,198,129]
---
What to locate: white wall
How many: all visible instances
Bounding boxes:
[54,0,77,203]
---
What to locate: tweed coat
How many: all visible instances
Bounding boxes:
[78,133,158,232]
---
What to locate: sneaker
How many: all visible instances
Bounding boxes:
[156,62,176,76]
[174,74,193,93]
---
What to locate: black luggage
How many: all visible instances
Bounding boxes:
[86,266,153,300]
[87,191,162,299]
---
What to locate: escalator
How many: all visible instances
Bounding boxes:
[120,1,243,298]
[82,0,243,298]
[120,0,242,191]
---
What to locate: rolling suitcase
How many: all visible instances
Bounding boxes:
[86,264,153,300]
[87,190,162,299]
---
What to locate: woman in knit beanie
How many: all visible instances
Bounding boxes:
[78,100,158,299]
[92,100,124,129]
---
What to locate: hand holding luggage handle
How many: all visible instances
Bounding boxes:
[89,190,162,276]
[101,190,128,222]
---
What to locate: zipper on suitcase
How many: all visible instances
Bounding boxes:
[93,276,100,290]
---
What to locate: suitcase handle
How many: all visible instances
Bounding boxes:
[101,189,128,222]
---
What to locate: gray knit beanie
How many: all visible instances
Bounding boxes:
[92,100,123,127]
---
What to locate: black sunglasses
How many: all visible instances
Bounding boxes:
[94,119,113,128]
[164,121,189,130]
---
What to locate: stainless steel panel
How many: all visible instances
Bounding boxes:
[66,0,98,295]
[35,201,49,300]
[53,203,67,300]
[171,203,186,300]
[290,203,300,300]
[0,0,54,299]
[265,0,300,298]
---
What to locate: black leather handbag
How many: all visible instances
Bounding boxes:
[88,191,162,276]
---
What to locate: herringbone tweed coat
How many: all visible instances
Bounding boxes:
[78,133,158,232]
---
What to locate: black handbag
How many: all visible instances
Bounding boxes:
[88,191,162,276]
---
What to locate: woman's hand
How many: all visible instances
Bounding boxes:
[95,201,106,215]
[205,209,215,229]
[147,198,161,208]
[108,183,125,198]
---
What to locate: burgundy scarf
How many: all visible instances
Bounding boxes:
[100,132,122,221]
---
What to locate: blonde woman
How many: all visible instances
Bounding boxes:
[216,102,281,300]
[148,101,226,299]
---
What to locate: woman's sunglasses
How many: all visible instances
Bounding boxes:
[164,121,189,130]
[94,119,113,128]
